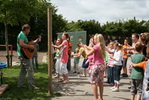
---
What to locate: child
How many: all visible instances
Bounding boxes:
[52,32,70,84]
[129,42,145,100]
[54,38,62,80]
[122,39,131,77]
[131,42,149,100]
[84,34,106,100]
[106,41,115,85]
[76,42,88,77]
[72,47,80,73]
[110,43,123,92]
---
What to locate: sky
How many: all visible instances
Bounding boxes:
[50,0,149,24]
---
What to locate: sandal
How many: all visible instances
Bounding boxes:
[63,80,69,84]
[58,79,64,82]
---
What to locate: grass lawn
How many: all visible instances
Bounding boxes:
[1,63,61,100]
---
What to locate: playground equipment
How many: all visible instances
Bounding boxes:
[0,63,7,85]
[0,45,13,66]
[0,63,8,96]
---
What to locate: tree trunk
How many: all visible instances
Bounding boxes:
[4,23,9,67]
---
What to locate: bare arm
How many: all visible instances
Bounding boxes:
[84,46,94,56]
[110,55,117,61]
[126,47,135,50]
[19,40,33,49]
[52,43,64,49]
[106,47,114,54]
[72,53,79,57]
[130,62,138,67]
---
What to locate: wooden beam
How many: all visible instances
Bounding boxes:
[0,84,9,96]
[47,8,53,95]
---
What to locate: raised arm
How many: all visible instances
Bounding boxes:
[19,40,34,49]
[52,41,65,49]
[84,46,94,56]
[106,47,114,54]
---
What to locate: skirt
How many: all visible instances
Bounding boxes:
[89,64,106,84]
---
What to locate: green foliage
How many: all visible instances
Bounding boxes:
[67,20,101,35]
[67,21,83,32]
[101,18,148,37]
[0,0,35,25]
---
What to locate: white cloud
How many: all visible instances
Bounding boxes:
[51,0,149,24]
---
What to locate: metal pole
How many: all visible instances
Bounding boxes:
[47,8,53,95]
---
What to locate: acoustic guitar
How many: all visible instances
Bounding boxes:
[21,36,41,59]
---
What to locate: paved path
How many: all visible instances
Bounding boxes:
[50,58,131,100]
[51,73,131,100]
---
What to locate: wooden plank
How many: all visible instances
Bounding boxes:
[0,84,9,96]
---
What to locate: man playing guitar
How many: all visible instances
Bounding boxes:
[17,24,40,90]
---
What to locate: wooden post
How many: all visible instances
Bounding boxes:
[47,8,53,95]
[4,23,10,67]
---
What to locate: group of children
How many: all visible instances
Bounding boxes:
[52,32,149,100]
[106,33,149,100]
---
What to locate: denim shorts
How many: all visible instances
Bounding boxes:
[82,59,89,68]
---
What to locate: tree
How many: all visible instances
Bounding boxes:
[0,0,48,66]
[66,20,101,44]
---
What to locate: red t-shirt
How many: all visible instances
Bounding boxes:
[61,40,69,63]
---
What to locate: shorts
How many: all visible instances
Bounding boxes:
[90,64,106,84]
[59,62,68,75]
[122,58,128,68]
[82,59,89,68]
[131,79,143,95]
[55,58,61,74]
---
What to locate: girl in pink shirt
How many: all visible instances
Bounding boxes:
[52,32,69,83]
[84,34,106,100]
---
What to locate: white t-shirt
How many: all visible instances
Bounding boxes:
[107,48,115,67]
[113,50,123,66]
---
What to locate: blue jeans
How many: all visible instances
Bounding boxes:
[107,66,114,84]
[113,65,122,81]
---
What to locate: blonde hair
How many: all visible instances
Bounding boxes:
[94,34,106,58]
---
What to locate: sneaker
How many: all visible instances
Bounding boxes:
[110,86,116,90]
[111,88,119,92]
